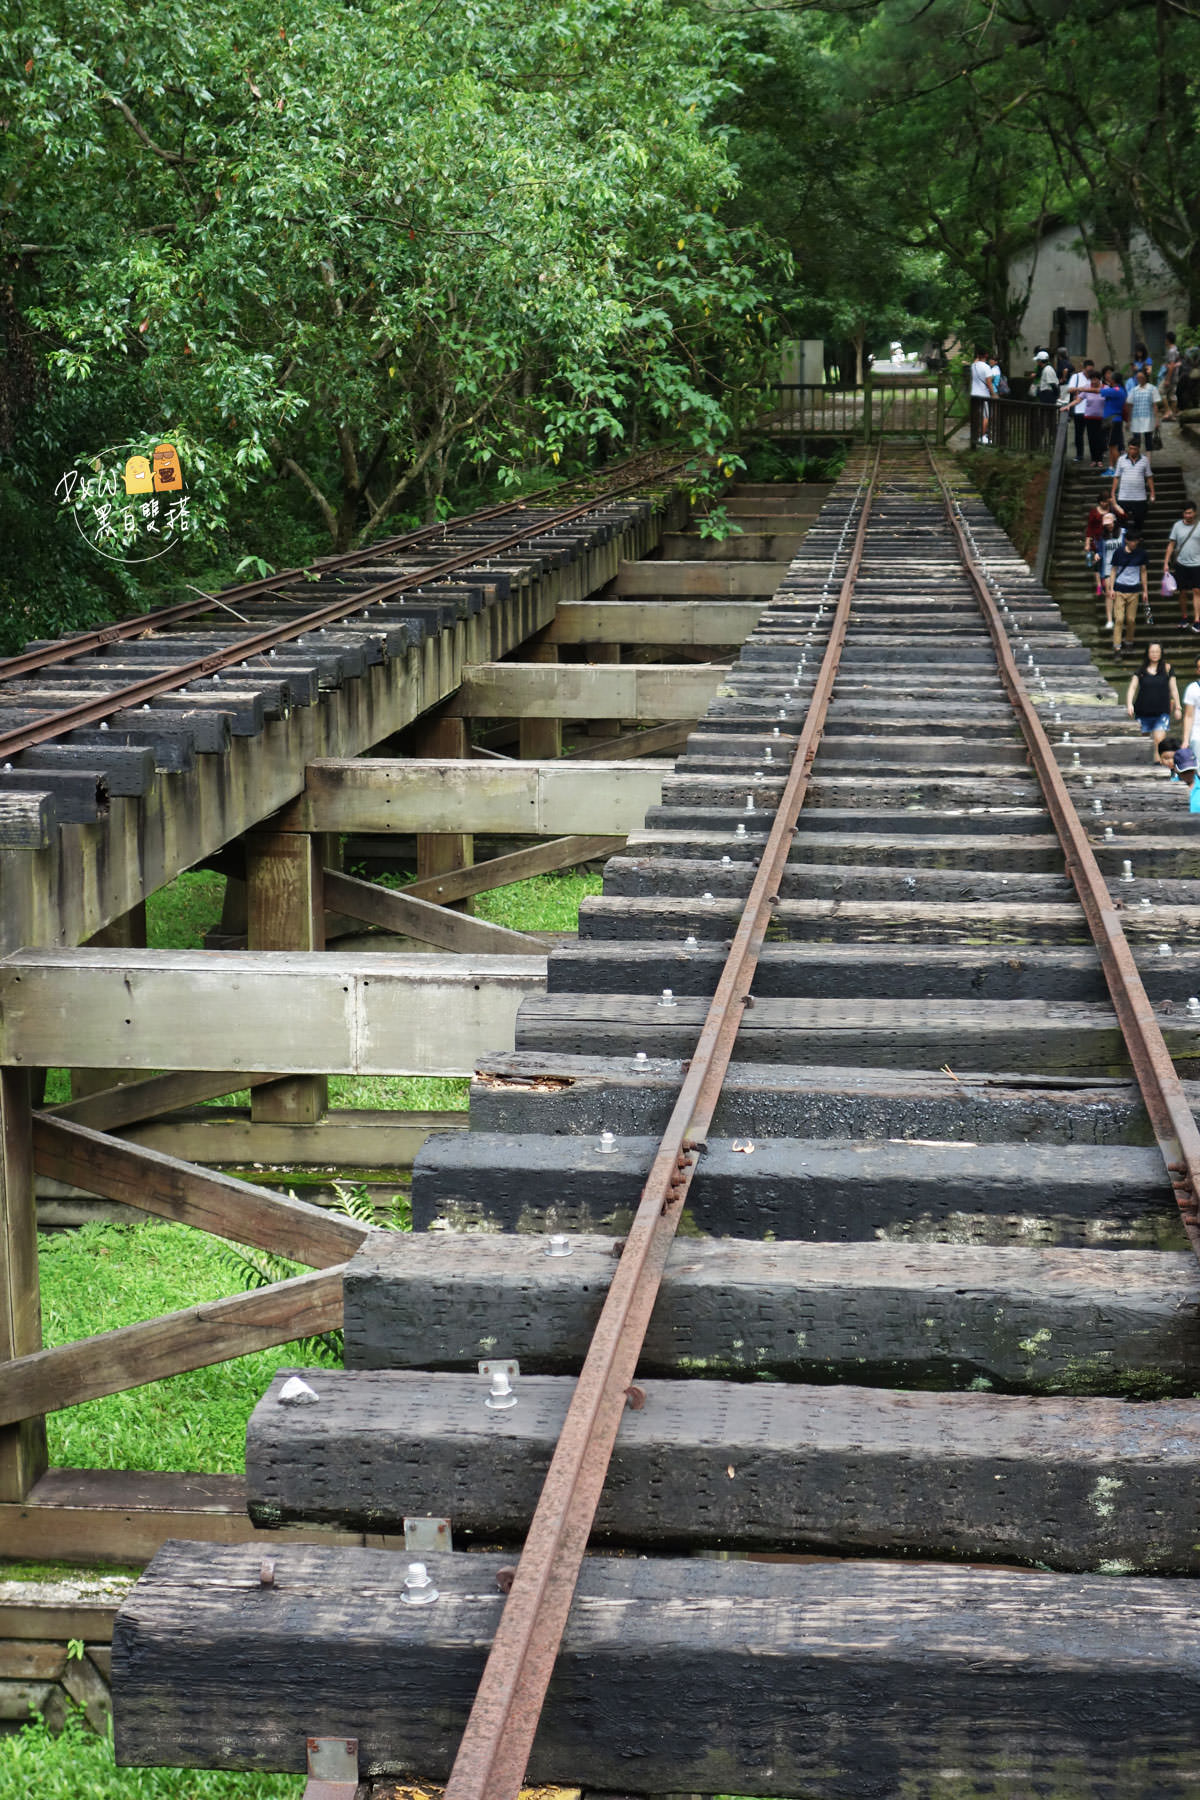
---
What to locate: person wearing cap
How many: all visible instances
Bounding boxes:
[1165,500,1200,631]
[1108,528,1148,655]
[1171,744,1200,811]
[1126,641,1181,761]
[1034,349,1059,405]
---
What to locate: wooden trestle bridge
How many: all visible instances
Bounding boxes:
[2,445,1200,1797]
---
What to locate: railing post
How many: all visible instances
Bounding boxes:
[0,1067,47,1502]
[863,375,873,444]
[936,373,946,444]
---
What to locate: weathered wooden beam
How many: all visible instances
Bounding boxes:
[545,600,763,646]
[31,1116,371,1264]
[411,709,474,916]
[564,722,692,762]
[0,791,57,849]
[609,559,791,596]
[471,1051,1159,1145]
[112,1541,1200,1794]
[275,759,668,836]
[344,1232,1200,1393]
[45,1069,280,1133]
[0,1468,367,1565]
[116,1107,467,1172]
[244,1366,1200,1571]
[445,662,727,720]
[0,949,545,1076]
[404,835,622,906]
[246,829,326,1126]
[519,639,562,759]
[0,1266,346,1427]
[323,867,542,956]
[0,1069,46,1500]
[412,1131,1178,1248]
[70,902,149,1101]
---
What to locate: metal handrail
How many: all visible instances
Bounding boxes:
[1034,411,1070,585]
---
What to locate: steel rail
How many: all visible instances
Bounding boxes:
[436,446,882,1800]
[0,458,690,762]
[0,444,682,684]
[929,447,1200,1260]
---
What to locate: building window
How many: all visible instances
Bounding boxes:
[1065,310,1089,357]
[1140,311,1167,360]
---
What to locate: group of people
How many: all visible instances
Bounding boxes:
[971,337,1191,453]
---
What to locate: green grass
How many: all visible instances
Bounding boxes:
[38,1221,332,1475]
[146,871,226,949]
[0,1710,302,1799]
[474,868,601,931]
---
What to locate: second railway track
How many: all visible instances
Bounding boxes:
[114,445,1200,1798]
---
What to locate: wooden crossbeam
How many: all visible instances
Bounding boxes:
[0,1266,346,1427]
[404,834,621,906]
[544,600,763,646]
[32,1115,371,1264]
[323,867,542,954]
[564,723,691,762]
[444,661,727,719]
[274,758,667,836]
[0,948,545,1075]
[45,1069,279,1133]
[609,559,790,596]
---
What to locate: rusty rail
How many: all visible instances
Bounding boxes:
[930,449,1200,1260]
[0,456,689,761]
[433,447,882,1800]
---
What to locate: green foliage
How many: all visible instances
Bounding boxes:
[0,1705,301,1799]
[145,870,226,949]
[475,869,602,932]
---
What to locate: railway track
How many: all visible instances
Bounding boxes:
[113,445,1200,1799]
[0,446,682,808]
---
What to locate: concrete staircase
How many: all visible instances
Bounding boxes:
[1050,459,1194,683]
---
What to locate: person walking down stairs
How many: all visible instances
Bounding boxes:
[1125,643,1181,760]
[1164,500,1200,633]
[1108,529,1149,657]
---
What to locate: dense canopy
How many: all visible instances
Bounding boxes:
[3,0,1197,641]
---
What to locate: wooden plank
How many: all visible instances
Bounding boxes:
[112,1541,1200,1792]
[344,1232,1200,1394]
[404,835,623,905]
[0,948,545,1076]
[0,1572,134,1643]
[445,661,726,721]
[564,722,691,762]
[324,867,542,956]
[70,902,149,1102]
[519,640,562,760]
[0,790,56,849]
[244,1367,1200,1571]
[412,1131,1178,1248]
[412,710,474,916]
[0,1264,347,1426]
[276,758,667,836]
[0,1641,67,1681]
[31,1115,371,1263]
[545,600,763,646]
[123,1107,467,1170]
[45,1068,280,1132]
[610,559,791,596]
[0,1468,367,1564]
[0,1068,46,1501]
[247,829,326,1126]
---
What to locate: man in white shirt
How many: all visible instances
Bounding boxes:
[1181,656,1200,756]
[1110,442,1156,534]
[1165,500,1200,630]
[1061,359,1095,461]
[970,349,995,442]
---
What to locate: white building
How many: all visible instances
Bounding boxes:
[1008,225,1186,370]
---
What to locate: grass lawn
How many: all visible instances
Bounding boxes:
[0,1710,303,1800]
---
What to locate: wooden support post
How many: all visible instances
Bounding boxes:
[70,903,148,1100]
[0,1069,47,1501]
[246,833,327,1126]
[519,641,563,760]
[412,713,474,916]
[586,643,622,738]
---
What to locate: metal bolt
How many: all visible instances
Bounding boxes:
[1061,731,1071,744]
[545,1234,573,1257]
[764,747,774,761]
[401,1562,439,1605]
[599,1130,617,1152]
[1104,826,1114,840]
[721,855,732,866]
[684,935,699,948]
[1072,752,1081,767]
[1093,798,1103,814]
[1157,942,1174,957]
[736,822,747,837]
[1121,860,1134,881]
[702,891,714,901]
[1140,896,1154,909]
[659,988,676,1007]
[1027,654,1034,667]
[1084,773,1093,787]
[744,796,755,813]
[1189,997,1200,1015]
[772,726,781,737]
[634,1050,648,1065]
[99,721,109,733]
[484,1371,518,1411]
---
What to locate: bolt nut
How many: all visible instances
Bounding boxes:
[545,1234,573,1257]
[659,987,676,1007]
[599,1129,618,1152]
[484,1370,518,1411]
[401,1562,439,1605]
